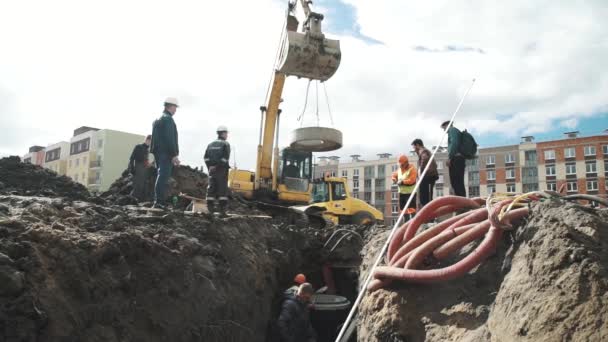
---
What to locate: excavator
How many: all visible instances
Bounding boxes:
[228,0,383,226]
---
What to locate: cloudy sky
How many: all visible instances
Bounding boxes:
[1,0,607,169]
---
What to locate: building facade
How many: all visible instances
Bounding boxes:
[313,131,608,222]
[22,146,45,166]
[25,127,146,192]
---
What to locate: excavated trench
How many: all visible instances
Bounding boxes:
[0,157,366,342]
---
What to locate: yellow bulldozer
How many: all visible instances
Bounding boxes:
[228,0,383,227]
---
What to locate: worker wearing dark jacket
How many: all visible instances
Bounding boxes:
[128,135,152,201]
[412,138,438,208]
[204,126,231,217]
[442,121,466,197]
[277,283,317,342]
[150,97,180,209]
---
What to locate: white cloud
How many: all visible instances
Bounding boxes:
[1,0,607,171]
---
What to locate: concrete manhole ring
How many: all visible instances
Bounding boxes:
[289,127,343,152]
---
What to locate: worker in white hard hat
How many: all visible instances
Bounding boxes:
[150,97,180,209]
[204,126,231,217]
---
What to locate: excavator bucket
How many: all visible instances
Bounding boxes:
[278,31,341,82]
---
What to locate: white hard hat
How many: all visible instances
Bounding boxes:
[216,125,228,132]
[164,97,179,107]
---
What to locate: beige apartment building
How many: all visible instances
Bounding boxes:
[25,127,146,193]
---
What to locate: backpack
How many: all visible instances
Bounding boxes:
[459,129,478,159]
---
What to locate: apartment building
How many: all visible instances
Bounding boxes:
[25,127,145,193]
[314,149,451,225]
[476,144,521,197]
[536,132,607,196]
[22,146,45,166]
[43,141,70,175]
[66,127,145,192]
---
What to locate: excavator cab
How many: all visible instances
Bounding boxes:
[276,148,313,203]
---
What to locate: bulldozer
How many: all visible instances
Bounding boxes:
[228,0,383,226]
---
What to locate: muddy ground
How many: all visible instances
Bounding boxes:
[357,201,608,342]
[0,157,366,342]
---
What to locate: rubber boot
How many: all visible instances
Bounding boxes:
[218,200,229,218]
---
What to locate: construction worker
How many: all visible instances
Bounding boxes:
[277,283,317,342]
[392,155,417,221]
[128,135,152,201]
[150,97,180,209]
[412,138,439,208]
[283,160,300,178]
[204,126,231,217]
[441,121,466,197]
[284,273,307,299]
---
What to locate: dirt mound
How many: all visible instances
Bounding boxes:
[0,156,90,200]
[0,194,328,342]
[101,165,208,206]
[357,201,608,342]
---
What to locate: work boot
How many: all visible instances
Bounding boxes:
[218,200,229,218]
[207,200,217,214]
[152,202,167,210]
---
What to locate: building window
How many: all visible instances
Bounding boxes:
[375,191,385,201]
[364,166,374,178]
[70,137,91,155]
[82,172,85,181]
[330,171,337,177]
[504,154,515,164]
[564,147,575,158]
[375,179,385,189]
[567,182,578,193]
[547,182,557,191]
[353,180,359,189]
[83,156,87,165]
[437,161,444,170]
[545,165,556,176]
[364,179,372,188]
[436,187,444,197]
[603,145,608,155]
[391,191,398,200]
[364,192,372,202]
[377,165,386,178]
[585,161,597,174]
[391,165,398,172]
[487,170,496,180]
[468,158,479,166]
[353,192,359,199]
[392,204,398,214]
[468,186,480,197]
[584,145,596,156]
[438,175,444,184]
[75,158,80,167]
[98,139,104,148]
[486,155,495,165]
[507,184,516,193]
[506,168,515,179]
[74,174,79,182]
[544,150,556,161]
[468,171,480,182]
[341,170,348,177]
[605,179,608,191]
[586,180,598,191]
[23,157,32,164]
[487,185,496,194]
[353,169,359,176]
[566,163,576,175]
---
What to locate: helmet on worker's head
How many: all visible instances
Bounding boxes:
[398,154,409,165]
[294,273,306,284]
[164,97,179,107]
[216,125,228,133]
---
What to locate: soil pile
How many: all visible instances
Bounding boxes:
[0,194,328,342]
[357,201,608,341]
[0,157,89,200]
[101,165,208,206]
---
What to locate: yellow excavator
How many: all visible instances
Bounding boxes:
[228,0,383,226]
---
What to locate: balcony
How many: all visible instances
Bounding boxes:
[90,160,102,168]
[522,175,538,184]
[524,159,537,167]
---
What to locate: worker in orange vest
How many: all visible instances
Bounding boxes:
[392,155,417,221]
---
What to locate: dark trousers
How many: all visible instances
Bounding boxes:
[449,156,466,197]
[419,176,436,208]
[131,163,147,201]
[207,165,229,211]
[399,193,416,211]
[154,153,173,205]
